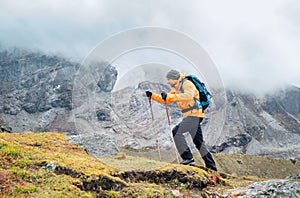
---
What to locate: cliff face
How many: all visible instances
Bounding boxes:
[0,49,78,133]
[0,48,299,159]
[110,81,300,159]
[211,88,300,159]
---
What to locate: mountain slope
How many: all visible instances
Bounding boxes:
[0,132,237,197]
[1,132,300,197]
[109,81,300,159]
[211,88,300,159]
[0,49,79,134]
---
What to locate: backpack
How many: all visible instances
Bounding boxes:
[181,75,211,111]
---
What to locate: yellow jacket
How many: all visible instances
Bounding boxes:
[151,73,204,118]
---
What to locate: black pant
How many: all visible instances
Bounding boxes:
[172,116,217,171]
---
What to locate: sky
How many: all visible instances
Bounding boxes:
[0,0,299,94]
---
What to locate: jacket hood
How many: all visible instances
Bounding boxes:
[179,72,187,81]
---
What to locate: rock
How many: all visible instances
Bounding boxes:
[0,126,12,133]
[67,133,119,157]
[227,180,300,197]
[210,134,252,153]
[287,174,300,180]
[0,117,12,133]
[0,48,79,133]
[96,109,111,121]
[42,162,57,171]
[212,88,300,159]
[96,62,118,92]
[170,189,181,197]
[290,158,297,165]
[237,159,243,164]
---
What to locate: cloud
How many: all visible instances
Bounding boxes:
[0,0,299,93]
[184,0,300,92]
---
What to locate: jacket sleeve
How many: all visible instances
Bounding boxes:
[151,90,178,104]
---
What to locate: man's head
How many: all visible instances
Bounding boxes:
[166,69,180,88]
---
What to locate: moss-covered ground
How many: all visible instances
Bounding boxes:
[0,132,299,197]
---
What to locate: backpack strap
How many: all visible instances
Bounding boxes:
[178,78,186,93]
[181,105,199,113]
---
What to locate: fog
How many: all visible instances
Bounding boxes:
[0,0,299,94]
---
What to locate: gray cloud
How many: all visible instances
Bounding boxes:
[0,0,299,93]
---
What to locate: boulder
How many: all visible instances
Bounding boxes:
[67,133,119,157]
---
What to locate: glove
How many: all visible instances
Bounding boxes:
[161,92,167,101]
[146,91,152,98]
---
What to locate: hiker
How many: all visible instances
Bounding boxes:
[146,69,217,171]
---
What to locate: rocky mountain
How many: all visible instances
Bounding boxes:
[0,49,78,133]
[0,48,299,160]
[211,87,300,159]
[108,80,300,160]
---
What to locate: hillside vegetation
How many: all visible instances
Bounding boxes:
[0,132,299,197]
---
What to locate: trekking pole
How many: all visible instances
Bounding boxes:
[164,99,171,126]
[148,97,154,121]
[147,95,161,161]
[161,92,180,163]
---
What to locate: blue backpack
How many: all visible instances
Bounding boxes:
[180,75,211,111]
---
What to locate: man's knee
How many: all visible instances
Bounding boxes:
[172,125,179,136]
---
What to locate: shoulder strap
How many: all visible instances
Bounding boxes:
[178,78,187,93]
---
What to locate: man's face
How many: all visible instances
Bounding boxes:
[166,78,178,88]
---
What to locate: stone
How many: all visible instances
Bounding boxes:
[42,162,57,171]
[67,133,119,157]
[227,180,300,197]
[287,174,300,180]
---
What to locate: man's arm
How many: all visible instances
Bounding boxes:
[151,91,176,104]
[147,80,195,104]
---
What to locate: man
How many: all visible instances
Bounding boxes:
[146,69,217,171]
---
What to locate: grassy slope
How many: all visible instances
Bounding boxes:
[0,132,299,197]
[0,132,113,197]
[117,146,300,179]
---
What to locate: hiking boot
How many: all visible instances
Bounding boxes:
[180,158,195,165]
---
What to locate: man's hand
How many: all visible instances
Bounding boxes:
[161,92,167,101]
[146,91,152,98]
